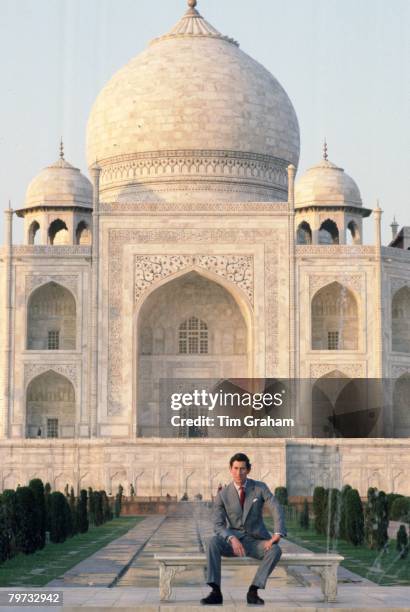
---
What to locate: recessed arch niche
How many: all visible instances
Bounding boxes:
[136,270,250,437]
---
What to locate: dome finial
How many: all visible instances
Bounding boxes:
[187,0,197,8]
[323,138,328,161]
[60,137,65,160]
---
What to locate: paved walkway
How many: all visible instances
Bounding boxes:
[48,516,165,588]
[2,504,409,610]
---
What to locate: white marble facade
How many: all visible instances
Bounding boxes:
[1,1,410,497]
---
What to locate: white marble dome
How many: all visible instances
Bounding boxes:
[295,159,362,209]
[86,2,300,203]
[24,157,92,211]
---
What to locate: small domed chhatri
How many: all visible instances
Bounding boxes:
[15,142,93,246]
[295,143,362,209]
[23,143,92,211]
[294,142,372,246]
[86,0,300,203]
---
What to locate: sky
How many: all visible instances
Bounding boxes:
[0,0,409,244]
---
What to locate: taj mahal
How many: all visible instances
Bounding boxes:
[1,0,409,499]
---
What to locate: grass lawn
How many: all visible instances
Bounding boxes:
[266,517,410,586]
[0,516,144,588]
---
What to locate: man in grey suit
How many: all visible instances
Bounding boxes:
[201,453,286,606]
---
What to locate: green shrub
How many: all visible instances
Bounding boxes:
[114,484,124,518]
[88,487,95,526]
[101,491,112,523]
[374,491,389,550]
[49,492,69,543]
[345,489,364,546]
[0,497,12,563]
[93,492,103,526]
[386,493,404,519]
[396,525,408,559]
[324,488,340,538]
[28,479,46,550]
[365,487,378,549]
[390,497,410,521]
[44,483,52,532]
[274,487,288,506]
[339,484,352,540]
[114,495,121,518]
[299,498,309,530]
[313,486,326,534]
[63,496,73,537]
[1,490,17,557]
[14,487,38,554]
[69,487,78,535]
[77,490,89,534]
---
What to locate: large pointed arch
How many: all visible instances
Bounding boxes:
[26,369,76,438]
[311,281,359,350]
[134,268,253,437]
[27,281,76,350]
[392,286,410,352]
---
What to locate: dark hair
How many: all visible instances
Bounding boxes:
[229,453,251,469]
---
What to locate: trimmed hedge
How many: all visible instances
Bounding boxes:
[313,486,326,535]
[28,479,46,550]
[396,525,409,559]
[49,492,71,543]
[274,487,288,506]
[14,487,38,554]
[345,489,364,546]
[299,498,309,530]
[339,484,352,540]
[77,490,89,534]
[390,496,410,522]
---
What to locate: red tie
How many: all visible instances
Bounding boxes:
[239,486,245,508]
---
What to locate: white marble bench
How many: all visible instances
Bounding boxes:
[154,552,344,602]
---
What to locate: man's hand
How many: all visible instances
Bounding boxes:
[229,536,246,557]
[263,534,281,552]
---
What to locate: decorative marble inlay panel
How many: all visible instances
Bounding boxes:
[309,274,364,297]
[24,363,79,388]
[134,255,253,304]
[310,363,366,379]
[107,228,279,414]
[25,275,78,298]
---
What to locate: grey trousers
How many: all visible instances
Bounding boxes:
[206,534,282,589]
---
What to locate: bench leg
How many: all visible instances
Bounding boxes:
[311,564,338,602]
[159,563,187,601]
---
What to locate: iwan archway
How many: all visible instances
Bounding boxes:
[135,270,252,437]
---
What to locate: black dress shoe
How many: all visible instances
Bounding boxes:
[200,590,223,605]
[247,590,264,605]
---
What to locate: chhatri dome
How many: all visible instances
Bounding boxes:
[22,142,92,211]
[295,142,362,209]
[86,0,300,203]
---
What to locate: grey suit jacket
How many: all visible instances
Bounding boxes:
[213,479,287,541]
